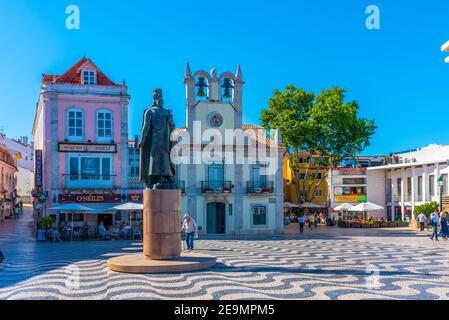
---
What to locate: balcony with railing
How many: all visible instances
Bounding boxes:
[128,176,143,189]
[63,174,116,190]
[404,193,412,202]
[201,181,232,194]
[388,194,401,202]
[247,181,274,194]
[415,194,424,202]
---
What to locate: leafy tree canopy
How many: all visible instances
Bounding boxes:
[413,202,439,217]
[261,85,376,203]
[261,85,376,167]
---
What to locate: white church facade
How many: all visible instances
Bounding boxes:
[173,64,286,235]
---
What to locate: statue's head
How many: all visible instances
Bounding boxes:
[152,88,164,108]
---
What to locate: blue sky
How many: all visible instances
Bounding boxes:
[0,0,448,155]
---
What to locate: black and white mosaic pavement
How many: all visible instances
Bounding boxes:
[1,208,449,300]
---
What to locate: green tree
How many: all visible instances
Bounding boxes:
[261,85,376,204]
[413,202,439,218]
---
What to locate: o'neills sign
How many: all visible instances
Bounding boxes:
[59,194,121,203]
[58,143,117,153]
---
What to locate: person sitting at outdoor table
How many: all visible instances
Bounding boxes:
[82,222,89,241]
[98,221,109,240]
[111,225,120,240]
[121,223,132,239]
[73,224,81,240]
[63,224,72,240]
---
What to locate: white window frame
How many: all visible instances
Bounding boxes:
[67,108,84,141]
[251,205,268,227]
[82,70,96,85]
[96,109,113,141]
[67,155,114,188]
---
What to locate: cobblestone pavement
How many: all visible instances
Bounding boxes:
[1,208,449,300]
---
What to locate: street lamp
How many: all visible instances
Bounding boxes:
[438,175,444,212]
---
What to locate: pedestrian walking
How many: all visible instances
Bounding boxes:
[430,210,440,241]
[308,213,315,230]
[181,213,198,251]
[14,206,19,220]
[297,215,305,233]
[416,212,427,232]
[440,212,449,240]
[0,203,4,221]
[314,213,318,228]
[319,212,324,224]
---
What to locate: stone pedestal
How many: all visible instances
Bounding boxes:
[107,188,216,274]
[143,189,181,260]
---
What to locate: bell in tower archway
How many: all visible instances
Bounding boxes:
[221,78,234,99]
[195,77,208,98]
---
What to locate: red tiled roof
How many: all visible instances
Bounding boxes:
[42,57,120,86]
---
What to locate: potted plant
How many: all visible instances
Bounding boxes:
[398,220,409,227]
[337,219,347,228]
[389,221,398,227]
[361,221,370,228]
[351,221,361,228]
[380,220,389,228]
[370,220,380,228]
[37,216,53,230]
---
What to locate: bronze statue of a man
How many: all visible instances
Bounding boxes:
[139,88,176,189]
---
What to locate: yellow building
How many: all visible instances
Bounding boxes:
[283,152,329,211]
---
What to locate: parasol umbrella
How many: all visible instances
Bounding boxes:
[49,204,94,240]
[112,202,144,229]
[334,203,354,211]
[334,203,354,221]
[348,202,384,221]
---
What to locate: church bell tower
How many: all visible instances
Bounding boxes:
[183,63,244,134]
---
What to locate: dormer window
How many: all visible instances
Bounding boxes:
[82,70,96,85]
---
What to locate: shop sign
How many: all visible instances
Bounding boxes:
[335,195,367,203]
[58,143,117,153]
[334,167,367,171]
[35,150,43,187]
[59,194,120,203]
[128,193,143,203]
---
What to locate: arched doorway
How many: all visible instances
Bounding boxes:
[207,202,226,234]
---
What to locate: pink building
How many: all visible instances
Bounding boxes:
[32,57,130,228]
[0,141,18,220]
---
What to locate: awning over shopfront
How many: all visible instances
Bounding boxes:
[298,202,325,208]
[284,202,300,208]
[49,204,94,212]
[83,203,118,214]
[112,202,144,211]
